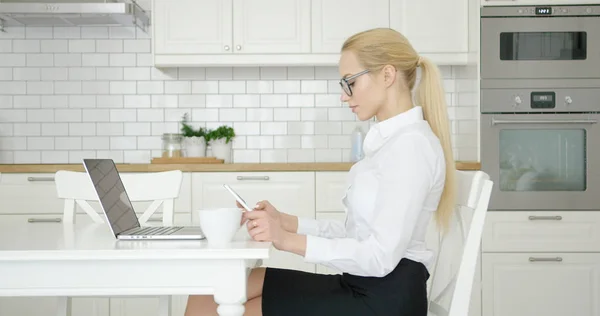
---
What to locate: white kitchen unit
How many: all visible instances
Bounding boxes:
[481,0,600,6]
[152,0,480,67]
[482,211,600,316]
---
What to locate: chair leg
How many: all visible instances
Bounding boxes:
[56,297,72,316]
[158,295,172,316]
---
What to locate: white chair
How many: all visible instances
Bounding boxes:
[427,170,493,316]
[53,169,184,316]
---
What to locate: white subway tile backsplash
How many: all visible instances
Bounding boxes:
[42,123,69,136]
[41,40,69,53]
[233,67,260,80]
[13,40,40,53]
[53,27,80,39]
[13,68,40,80]
[260,95,286,108]
[0,68,12,80]
[26,27,53,39]
[54,53,82,67]
[0,26,479,163]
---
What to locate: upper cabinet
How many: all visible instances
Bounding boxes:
[391,0,469,53]
[152,0,479,67]
[153,0,232,55]
[311,0,390,53]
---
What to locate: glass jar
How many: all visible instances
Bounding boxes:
[161,133,183,158]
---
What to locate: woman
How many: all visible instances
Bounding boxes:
[185,27,456,316]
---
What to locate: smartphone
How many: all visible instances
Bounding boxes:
[223,184,253,212]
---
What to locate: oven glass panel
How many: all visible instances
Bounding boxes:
[500,32,587,60]
[499,129,586,191]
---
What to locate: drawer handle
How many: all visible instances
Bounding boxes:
[237,176,269,181]
[147,218,161,222]
[27,176,55,182]
[529,257,563,262]
[528,215,562,221]
[28,218,62,223]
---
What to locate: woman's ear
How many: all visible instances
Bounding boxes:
[382,65,397,88]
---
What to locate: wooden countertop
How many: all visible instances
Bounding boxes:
[0,161,480,173]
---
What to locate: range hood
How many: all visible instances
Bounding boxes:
[0,0,149,31]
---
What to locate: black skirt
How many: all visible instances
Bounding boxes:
[261,258,430,316]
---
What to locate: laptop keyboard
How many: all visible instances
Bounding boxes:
[129,226,183,236]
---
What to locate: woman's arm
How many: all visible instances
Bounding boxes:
[284,213,347,238]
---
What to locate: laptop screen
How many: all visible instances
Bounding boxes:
[83,159,140,236]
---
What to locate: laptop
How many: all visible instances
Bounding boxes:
[82,158,205,240]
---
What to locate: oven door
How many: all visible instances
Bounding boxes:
[481,16,600,79]
[480,113,600,210]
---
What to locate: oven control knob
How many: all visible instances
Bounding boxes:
[565,96,573,105]
[586,8,593,14]
[514,96,522,106]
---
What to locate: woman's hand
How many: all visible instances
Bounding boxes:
[240,200,287,249]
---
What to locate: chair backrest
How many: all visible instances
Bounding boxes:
[427,170,493,316]
[54,170,183,226]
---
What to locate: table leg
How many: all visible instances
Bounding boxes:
[214,283,246,316]
[56,297,72,316]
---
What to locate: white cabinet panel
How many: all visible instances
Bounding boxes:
[0,173,63,214]
[192,172,316,272]
[152,0,233,54]
[233,0,310,53]
[482,253,600,316]
[391,0,469,54]
[311,0,390,53]
[482,211,600,252]
[315,171,348,213]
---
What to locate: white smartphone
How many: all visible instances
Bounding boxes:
[223,184,253,212]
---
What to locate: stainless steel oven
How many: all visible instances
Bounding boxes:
[481,4,600,80]
[480,84,600,211]
[480,4,600,211]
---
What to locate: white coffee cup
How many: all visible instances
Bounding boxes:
[196,208,242,246]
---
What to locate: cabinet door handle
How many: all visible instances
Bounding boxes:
[27,176,55,182]
[28,218,62,223]
[237,176,269,181]
[528,215,562,221]
[529,257,563,262]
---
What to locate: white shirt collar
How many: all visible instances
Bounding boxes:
[363,106,425,156]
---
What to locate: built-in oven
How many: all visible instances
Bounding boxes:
[481,4,600,80]
[480,4,600,211]
[480,85,600,211]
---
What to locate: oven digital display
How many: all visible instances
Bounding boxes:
[535,7,552,15]
[531,92,556,109]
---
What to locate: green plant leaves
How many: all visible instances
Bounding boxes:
[180,113,235,143]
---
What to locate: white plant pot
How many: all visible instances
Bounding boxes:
[210,138,233,163]
[183,136,206,157]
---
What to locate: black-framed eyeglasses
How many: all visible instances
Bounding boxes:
[339,69,369,96]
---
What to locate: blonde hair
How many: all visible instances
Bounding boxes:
[342,28,456,233]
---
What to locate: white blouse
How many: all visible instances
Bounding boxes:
[297,106,446,277]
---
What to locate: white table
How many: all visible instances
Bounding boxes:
[0,221,271,316]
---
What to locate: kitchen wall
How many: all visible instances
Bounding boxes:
[0,26,478,164]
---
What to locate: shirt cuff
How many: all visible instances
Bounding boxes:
[296,217,320,236]
[304,234,330,264]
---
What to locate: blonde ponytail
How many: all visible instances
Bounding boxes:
[416,57,456,233]
[342,28,456,232]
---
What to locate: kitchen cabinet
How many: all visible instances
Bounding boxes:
[191,172,316,273]
[311,0,390,53]
[390,0,472,63]
[152,0,311,66]
[482,253,600,316]
[482,211,600,316]
[152,0,479,67]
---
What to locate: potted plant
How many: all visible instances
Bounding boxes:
[180,114,207,157]
[206,125,235,163]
